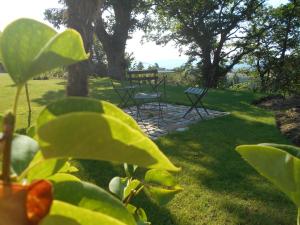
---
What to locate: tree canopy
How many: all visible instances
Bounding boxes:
[147,0,265,87]
[248,0,300,93]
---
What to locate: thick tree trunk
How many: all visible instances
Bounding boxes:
[106,47,126,80]
[95,1,132,80]
[201,46,215,88]
[65,0,100,96]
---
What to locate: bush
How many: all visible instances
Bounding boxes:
[33,67,67,80]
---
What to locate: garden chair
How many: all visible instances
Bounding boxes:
[127,70,166,129]
[183,87,209,119]
[110,79,137,108]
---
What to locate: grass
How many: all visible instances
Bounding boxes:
[0,74,295,224]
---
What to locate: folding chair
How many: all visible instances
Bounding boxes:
[127,70,166,129]
[183,87,209,119]
[110,80,136,108]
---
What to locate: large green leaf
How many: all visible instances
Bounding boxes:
[37,112,179,171]
[25,151,77,182]
[37,97,143,134]
[0,114,3,130]
[48,174,136,225]
[3,134,39,175]
[259,143,300,158]
[0,31,2,63]
[143,169,183,205]
[236,144,300,207]
[41,200,128,225]
[0,18,88,85]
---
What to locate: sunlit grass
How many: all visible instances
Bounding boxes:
[0,73,295,224]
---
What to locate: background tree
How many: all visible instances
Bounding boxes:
[136,61,145,70]
[45,0,152,80]
[91,36,108,76]
[147,62,160,70]
[149,0,265,87]
[247,0,300,93]
[95,0,152,80]
[46,0,101,96]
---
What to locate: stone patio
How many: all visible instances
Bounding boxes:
[124,103,230,139]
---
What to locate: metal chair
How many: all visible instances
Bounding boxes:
[110,80,136,108]
[127,70,166,129]
[183,87,209,119]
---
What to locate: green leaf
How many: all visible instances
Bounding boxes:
[259,143,300,158]
[0,114,3,130]
[37,97,143,134]
[41,200,129,225]
[236,144,300,207]
[48,174,136,225]
[37,112,180,171]
[25,151,77,182]
[0,18,88,85]
[124,163,138,177]
[3,134,39,175]
[144,169,183,205]
[124,179,141,201]
[145,169,177,186]
[27,29,88,78]
[126,204,150,225]
[109,176,128,199]
[0,31,2,63]
[26,125,36,138]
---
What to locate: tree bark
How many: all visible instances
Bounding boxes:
[106,49,127,80]
[95,1,132,80]
[65,0,100,96]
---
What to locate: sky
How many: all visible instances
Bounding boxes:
[0,0,288,69]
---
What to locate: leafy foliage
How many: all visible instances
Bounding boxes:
[108,166,183,224]
[247,1,300,94]
[236,143,300,224]
[49,173,136,225]
[10,134,39,175]
[0,18,181,225]
[0,18,88,86]
[36,98,179,171]
[149,0,264,87]
[45,0,153,79]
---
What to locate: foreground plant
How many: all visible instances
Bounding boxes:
[109,164,183,224]
[236,143,300,225]
[0,18,181,225]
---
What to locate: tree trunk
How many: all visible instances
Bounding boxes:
[201,45,215,88]
[95,1,132,80]
[65,0,100,96]
[106,47,126,80]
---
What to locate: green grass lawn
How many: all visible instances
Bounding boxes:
[0,74,295,224]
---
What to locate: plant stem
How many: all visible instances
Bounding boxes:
[13,86,22,116]
[25,83,32,128]
[1,113,15,184]
[1,86,22,184]
[297,208,300,225]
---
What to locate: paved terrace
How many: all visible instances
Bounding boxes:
[124,103,230,139]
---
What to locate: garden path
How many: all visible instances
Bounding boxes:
[124,102,230,139]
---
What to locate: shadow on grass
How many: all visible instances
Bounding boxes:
[31,78,121,106]
[221,201,295,225]
[155,113,294,224]
[28,78,293,224]
[32,89,65,105]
